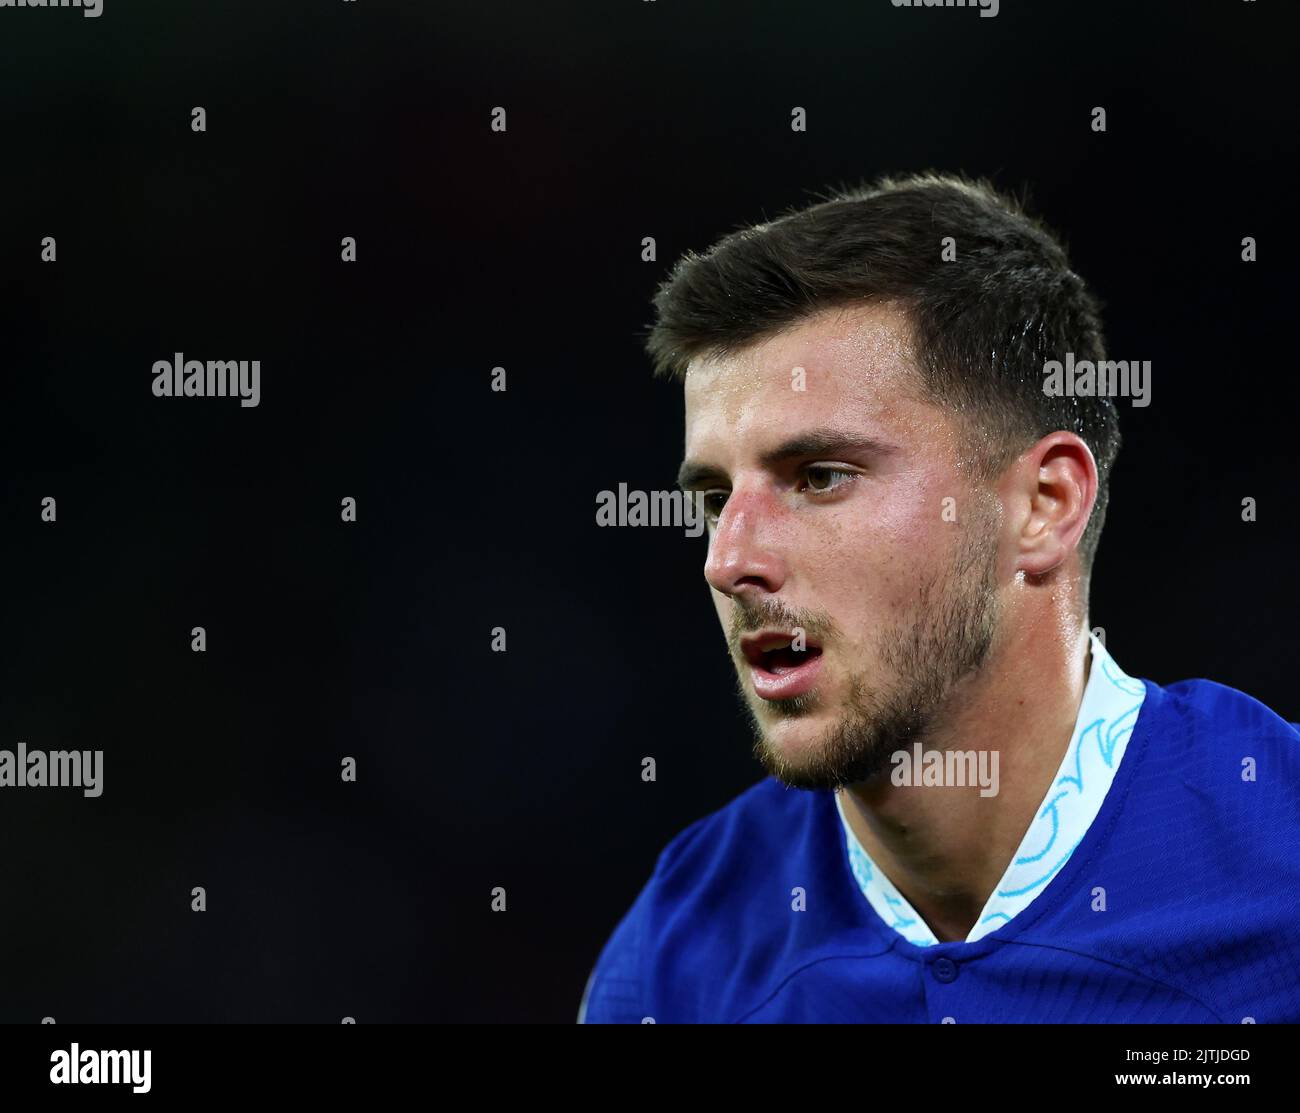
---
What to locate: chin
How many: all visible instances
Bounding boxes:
[754,711,832,761]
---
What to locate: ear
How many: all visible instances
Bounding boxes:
[1005,433,1098,577]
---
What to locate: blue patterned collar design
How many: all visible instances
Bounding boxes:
[834,632,1147,946]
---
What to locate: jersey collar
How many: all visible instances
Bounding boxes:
[834,632,1147,946]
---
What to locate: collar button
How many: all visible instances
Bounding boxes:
[931,957,959,983]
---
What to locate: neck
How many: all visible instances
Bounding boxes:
[839,603,1091,943]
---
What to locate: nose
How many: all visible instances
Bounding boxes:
[703,485,788,598]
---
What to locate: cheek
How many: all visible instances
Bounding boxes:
[808,483,953,619]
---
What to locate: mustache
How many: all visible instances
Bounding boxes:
[726,597,837,656]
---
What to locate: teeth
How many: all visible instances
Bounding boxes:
[767,639,792,652]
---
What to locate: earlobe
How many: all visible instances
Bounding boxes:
[1015,494,1066,576]
[1017,530,1068,577]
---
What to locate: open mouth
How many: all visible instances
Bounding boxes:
[739,631,825,701]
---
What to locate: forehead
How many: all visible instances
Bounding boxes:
[683,301,933,448]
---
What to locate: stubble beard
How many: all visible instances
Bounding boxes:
[740,523,1001,791]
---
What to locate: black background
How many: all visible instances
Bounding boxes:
[1,0,1295,1023]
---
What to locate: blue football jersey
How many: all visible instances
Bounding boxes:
[580,676,1300,1023]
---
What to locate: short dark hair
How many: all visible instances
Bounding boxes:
[644,172,1121,576]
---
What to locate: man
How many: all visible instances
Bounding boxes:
[579,173,1300,1024]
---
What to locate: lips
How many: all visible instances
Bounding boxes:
[739,630,825,701]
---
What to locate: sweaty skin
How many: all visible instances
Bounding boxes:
[680,301,1098,942]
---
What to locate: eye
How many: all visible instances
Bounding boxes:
[701,490,730,523]
[802,465,859,495]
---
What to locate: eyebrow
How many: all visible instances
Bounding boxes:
[676,429,897,490]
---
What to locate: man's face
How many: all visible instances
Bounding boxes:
[680,302,1004,790]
